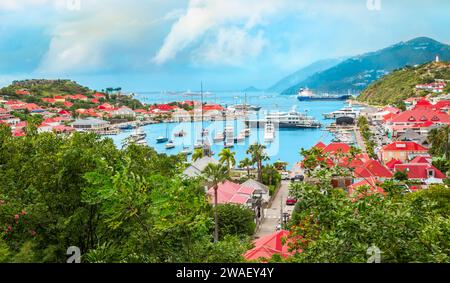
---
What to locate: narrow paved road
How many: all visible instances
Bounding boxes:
[354,126,367,153]
[255,181,295,238]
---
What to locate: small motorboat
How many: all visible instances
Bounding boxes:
[165,140,175,149]
[181,146,192,155]
[174,130,186,137]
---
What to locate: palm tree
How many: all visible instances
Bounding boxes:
[218,148,236,174]
[192,148,204,161]
[428,125,449,158]
[202,163,229,243]
[239,157,254,178]
[247,143,269,183]
[262,164,278,186]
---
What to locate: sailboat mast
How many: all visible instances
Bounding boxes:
[201,82,204,145]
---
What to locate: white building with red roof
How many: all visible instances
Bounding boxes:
[380,141,428,163]
[206,180,256,206]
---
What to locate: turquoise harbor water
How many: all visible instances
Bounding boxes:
[108,92,347,169]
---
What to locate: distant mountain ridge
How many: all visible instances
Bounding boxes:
[281,37,450,95]
[267,58,343,92]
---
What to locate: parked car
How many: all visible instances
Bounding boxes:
[281,172,290,180]
[286,196,297,206]
[290,174,304,182]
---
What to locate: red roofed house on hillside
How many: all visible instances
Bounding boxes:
[244,230,295,261]
[42,98,56,104]
[15,89,31,95]
[54,96,65,103]
[353,159,393,181]
[394,163,446,183]
[63,101,73,108]
[98,103,114,110]
[385,108,450,137]
[385,158,403,170]
[322,142,351,154]
[206,180,256,206]
[409,156,432,164]
[93,93,106,98]
[380,141,428,163]
[348,177,385,199]
[412,98,433,110]
[313,141,326,149]
[71,94,88,101]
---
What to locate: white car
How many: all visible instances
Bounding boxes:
[281,172,290,180]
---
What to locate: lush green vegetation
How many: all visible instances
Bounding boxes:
[280,148,450,263]
[358,62,450,105]
[0,127,251,263]
[428,125,450,176]
[0,79,144,110]
[215,204,256,240]
[357,116,376,158]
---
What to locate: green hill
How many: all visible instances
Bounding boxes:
[281,37,450,95]
[0,79,144,110]
[357,62,450,105]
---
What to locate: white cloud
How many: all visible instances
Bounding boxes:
[0,0,66,10]
[193,28,266,66]
[36,1,178,74]
[152,0,292,65]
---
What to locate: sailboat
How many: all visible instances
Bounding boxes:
[165,140,175,149]
[156,124,169,143]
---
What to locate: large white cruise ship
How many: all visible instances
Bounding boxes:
[246,111,322,129]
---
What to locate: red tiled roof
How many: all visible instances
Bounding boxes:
[313,141,326,149]
[322,142,351,154]
[15,90,30,95]
[354,159,393,178]
[409,156,431,164]
[382,141,428,152]
[63,101,73,108]
[394,164,446,179]
[387,109,450,124]
[203,104,224,111]
[42,98,56,103]
[206,180,254,205]
[348,177,385,197]
[244,230,294,261]
[93,93,106,98]
[385,158,403,170]
[98,103,114,110]
[433,100,450,110]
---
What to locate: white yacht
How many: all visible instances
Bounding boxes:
[264,123,275,143]
[236,132,246,143]
[213,132,224,143]
[224,126,235,147]
[323,107,359,119]
[246,110,321,129]
[122,127,147,148]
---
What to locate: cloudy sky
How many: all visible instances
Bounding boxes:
[0,0,449,91]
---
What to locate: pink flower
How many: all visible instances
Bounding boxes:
[0,200,4,205]
[14,214,20,220]
[30,230,37,236]
[7,225,12,231]
[21,210,27,215]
